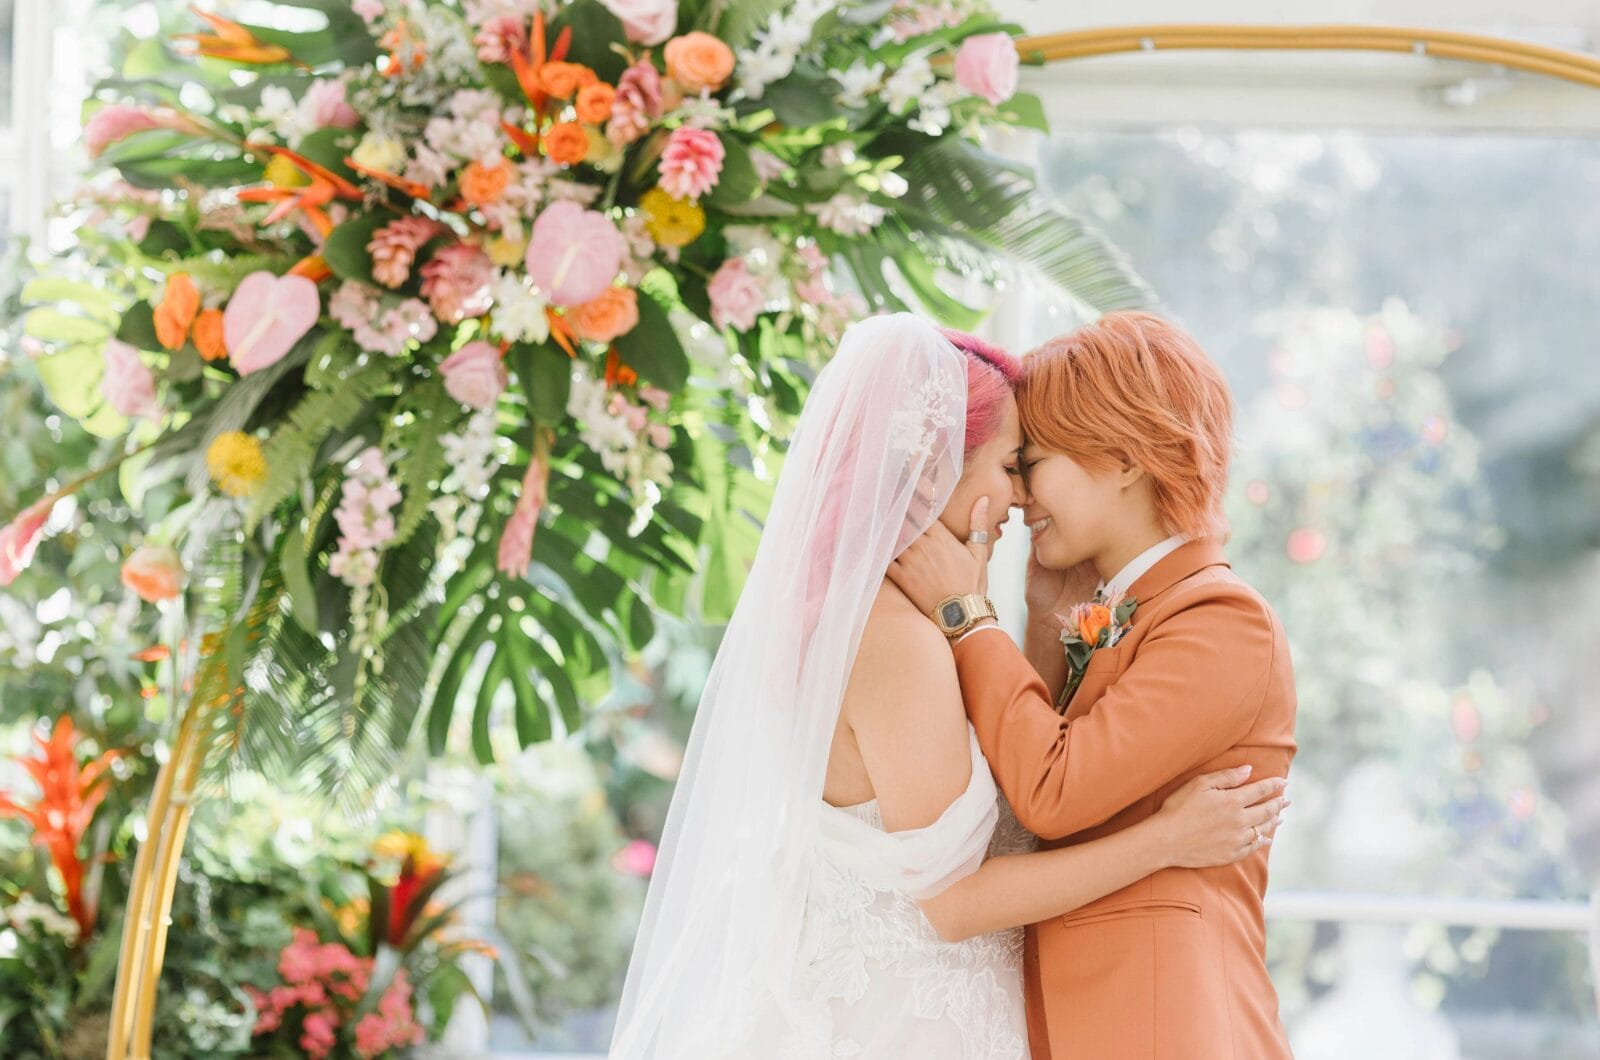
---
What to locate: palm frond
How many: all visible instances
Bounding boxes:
[876,131,1157,318]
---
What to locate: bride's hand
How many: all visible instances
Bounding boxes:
[1152,766,1288,869]
[888,497,992,615]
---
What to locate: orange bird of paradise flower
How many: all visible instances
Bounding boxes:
[0,716,123,939]
[175,5,296,66]
[507,11,575,119]
[238,145,363,238]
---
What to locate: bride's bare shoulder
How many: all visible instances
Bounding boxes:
[846,583,959,718]
[860,582,951,661]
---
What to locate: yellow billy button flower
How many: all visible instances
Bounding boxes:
[639,187,705,248]
[263,153,310,189]
[486,234,528,268]
[206,431,267,498]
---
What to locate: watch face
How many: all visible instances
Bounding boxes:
[939,601,966,628]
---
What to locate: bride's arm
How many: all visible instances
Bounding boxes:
[916,768,1285,943]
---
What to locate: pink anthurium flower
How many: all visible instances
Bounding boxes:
[224,271,322,376]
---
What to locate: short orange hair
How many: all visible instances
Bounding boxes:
[1019,312,1234,540]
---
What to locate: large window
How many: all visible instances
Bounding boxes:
[1001,124,1600,1057]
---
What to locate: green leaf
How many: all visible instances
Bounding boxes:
[322,214,387,287]
[613,292,689,391]
[713,0,788,47]
[549,0,628,81]
[35,344,128,437]
[116,301,162,350]
[472,652,506,764]
[280,524,320,634]
[996,91,1049,133]
[20,278,119,322]
[882,133,1156,316]
[762,74,842,127]
[501,622,551,745]
[294,126,361,185]
[704,137,761,208]
[513,343,573,424]
[23,308,110,345]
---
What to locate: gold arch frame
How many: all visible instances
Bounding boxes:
[1016,24,1600,91]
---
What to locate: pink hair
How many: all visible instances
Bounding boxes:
[939,328,1022,456]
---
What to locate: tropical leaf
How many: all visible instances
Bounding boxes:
[875,132,1156,317]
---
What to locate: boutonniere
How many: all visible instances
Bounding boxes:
[1055,590,1138,711]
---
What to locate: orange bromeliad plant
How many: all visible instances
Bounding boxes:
[0,715,122,939]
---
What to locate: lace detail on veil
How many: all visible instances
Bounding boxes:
[888,366,962,461]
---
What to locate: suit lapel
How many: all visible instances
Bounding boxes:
[1061,538,1232,718]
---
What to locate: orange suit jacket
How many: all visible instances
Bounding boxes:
[953,539,1297,1059]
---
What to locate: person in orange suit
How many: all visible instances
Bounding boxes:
[890,312,1297,1060]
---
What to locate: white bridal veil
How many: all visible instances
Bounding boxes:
[610,314,970,1057]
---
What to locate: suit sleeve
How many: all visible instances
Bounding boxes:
[952,587,1276,840]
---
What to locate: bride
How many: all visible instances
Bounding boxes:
[610,315,1286,1058]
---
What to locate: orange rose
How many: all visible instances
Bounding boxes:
[460,157,512,207]
[1076,603,1113,646]
[570,286,640,344]
[543,121,589,166]
[154,272,200,350]
[575,82,617,125]
[664,32,735,93]
[539,61,597,99]
[191,307,227,361]
[121,544,184,603]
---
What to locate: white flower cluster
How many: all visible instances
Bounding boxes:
[566,365,674,530]
[440,408,502,501]
[736,0,836,99]
[488,271,550,345]
[424,88,516,165]
[3,895,80,945]
[805,192,887,237]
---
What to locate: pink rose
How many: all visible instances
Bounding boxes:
[0,500,52,587]
[707,258,764,332]
[304,79,358,129]
[100,339,160,420]
[657,126,723,201]
[525,201,627,307]
[438,340,507,409]
[121,544,184,603]
[599,0,677,46]
[953,32,1020,105]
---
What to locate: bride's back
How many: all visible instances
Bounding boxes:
[823,580,975,830]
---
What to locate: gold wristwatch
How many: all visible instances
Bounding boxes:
[932,594,998,638]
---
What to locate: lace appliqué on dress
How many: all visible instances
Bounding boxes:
[791,793,1031,1058]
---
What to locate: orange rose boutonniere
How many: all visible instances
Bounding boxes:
[1055,589,1137,711]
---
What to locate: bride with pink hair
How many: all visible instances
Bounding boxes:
[610,314,1286,1058]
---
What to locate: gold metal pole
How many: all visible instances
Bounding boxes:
[1017,24,1600,91]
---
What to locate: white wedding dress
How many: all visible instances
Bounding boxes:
[790,728,1034,1059]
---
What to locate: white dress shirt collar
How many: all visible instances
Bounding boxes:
[1098,535,1188,601]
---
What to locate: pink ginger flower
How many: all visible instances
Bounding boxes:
[420,243,495,323]
[608,57,664,146]
[0,499,52,587]
[304,79,359,129]
[497,453,550,578]
[85,105,160,158]
[367,217,445,289]
[658,126,723,201]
